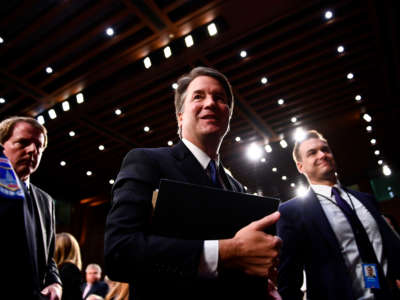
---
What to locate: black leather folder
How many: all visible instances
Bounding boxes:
[151,179,280,240]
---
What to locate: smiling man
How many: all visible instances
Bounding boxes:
[277,130,400,300]
[0,116,62,300]
[105,67,282,300]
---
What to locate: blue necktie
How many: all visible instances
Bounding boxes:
[331,187,392,299]
[208,160,222,188]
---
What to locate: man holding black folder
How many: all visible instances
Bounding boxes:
[105,67,282,300]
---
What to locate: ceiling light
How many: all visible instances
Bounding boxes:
[62,101,70,111]
[46,67,53,74]
[235,136,241,142]
[337,45,344,53]
[143,57,151,69]
[167,140,173,146]
[294,127,306,141]
[291,117,297,123]
[355,95,362,101]
[184,35,194,47]
[69,131,75,137]
[0,36,3,43]
[106,27,114,36]
[261,77,268,84]
[363,113,372,122]
[60,161,66,167]
[277,98,284,105]
[207,23,218,36]
[282,176,287,181]
[324,10,333,20]
[240,50,247,58]
[247,143,263,161]
[382,165,391,176]
[366,125,372,132]
[260,157,266,163]
[290,183,296,188]
[164,46,172,58]
[374,150,380,156]
[370,139,376,145]
[264,144,272,153]
[347,72,354,80]
[37,115,45,125]
[272,167,277,172]
[172,83,178,90]
[86,171,92,176]
[144,126,150,132]
[115,108,122,115]
[109,179,115,184]
[98,145,105,151]
[76,93,84,103]
[378,160,383,165]
[280,139,288,148]
[0,97,5,104]
[296,185,308,197]
[48,109,57,119]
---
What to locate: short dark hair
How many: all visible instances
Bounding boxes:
[174,66,234,138]
[292,130,327,163]
[0,116,48,148]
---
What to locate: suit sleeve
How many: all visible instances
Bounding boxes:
[104,149,203,282]
[44,194,62,287]
[277,202,305,300]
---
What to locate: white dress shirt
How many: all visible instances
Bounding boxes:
[311,184,387,300]
[182,138,220,278]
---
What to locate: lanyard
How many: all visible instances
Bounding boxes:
[315,189,357,212]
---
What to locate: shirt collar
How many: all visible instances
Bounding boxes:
[182,138,220,170]
[310,182,341,198]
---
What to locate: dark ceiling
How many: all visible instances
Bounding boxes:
[1,0,398,203]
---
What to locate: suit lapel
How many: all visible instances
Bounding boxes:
[30,184,48,260]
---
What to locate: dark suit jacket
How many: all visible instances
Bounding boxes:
[277,188,400,300]
[82,281,109,299]
[59,262,82,300]
[105,141,270,300]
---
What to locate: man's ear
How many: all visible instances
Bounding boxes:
[296,161,303,174]
[177,112,183,127]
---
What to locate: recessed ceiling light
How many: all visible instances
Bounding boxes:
[296,185,308,197]
[264,144,272,153]
[60,161,66,167]
[347,72,354,80]
[0,97,5,104]
[207,23,218,36]
[382,165,391,176]
[48,109,57,119]
[69,131,75,137]
[76,93,84,104]
[109,179,115,184]
[363,113,372,122]
[143,57,151,69]
[240,50,247,58]
[164,46,172,58]
[260,157,266,163]
[37,115,45,125]
[324,10,333,20]
[272,167,277,172]
[46,67,53,74]
[370,139,376,145]
[172,83,178,90]
[235,136,241,142]
[377,160,383,165]
[0,36,4,43]
[106,27,114,36]
[167,140,173,146]
[355,95,362,101]
[62,101,70,111]
[294,127,306,142]
[282,176,287,181]
[144,126,150,132]
[374,150,380,156]
[86,171,93,176]
[261,77,268,84]
[291,117,297,123]
[366,125,372,132]
[337,45,344,53]
[277,98,284,105]
[280,139,288,148]
[184,35,194,47]
[98,145,105,151]
[247,143,263,161]
[290,183,296,187]
[115,108,122,115]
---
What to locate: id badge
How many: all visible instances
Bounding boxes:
[362,263,380,289]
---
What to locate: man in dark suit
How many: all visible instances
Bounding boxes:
[277,130,400,300]
[82,264,109,299]
[0,116,62,299]
[105,67,282,300]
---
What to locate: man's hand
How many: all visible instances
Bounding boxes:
[41,283,62,300]
[219,211,282,277]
